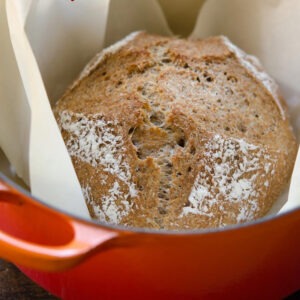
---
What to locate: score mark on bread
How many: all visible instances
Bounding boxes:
[54,32,297,230]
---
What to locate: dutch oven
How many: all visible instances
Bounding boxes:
[0,158,300,299]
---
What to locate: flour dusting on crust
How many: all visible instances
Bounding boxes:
[222,36,285,119]
[182,135,276,226]
[58,111,137,224]
[82,185,105,220]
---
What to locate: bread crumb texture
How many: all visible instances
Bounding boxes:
[54,32,297,230]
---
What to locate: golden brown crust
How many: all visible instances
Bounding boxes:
[54,32,297,230]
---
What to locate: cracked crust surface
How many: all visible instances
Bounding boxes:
[54,32,297,230]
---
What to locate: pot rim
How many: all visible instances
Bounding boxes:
[0,171,296,236]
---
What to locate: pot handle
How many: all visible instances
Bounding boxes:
[0,179,122,272]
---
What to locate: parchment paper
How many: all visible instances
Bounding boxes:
[0,0,299,219]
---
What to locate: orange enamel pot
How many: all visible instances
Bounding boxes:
[0,173,300,299]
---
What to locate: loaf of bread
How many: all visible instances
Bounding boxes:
[54,32,297,230]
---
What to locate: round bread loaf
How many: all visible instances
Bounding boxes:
[54,32,297,230]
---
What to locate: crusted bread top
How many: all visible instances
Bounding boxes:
[54,32,297,230]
